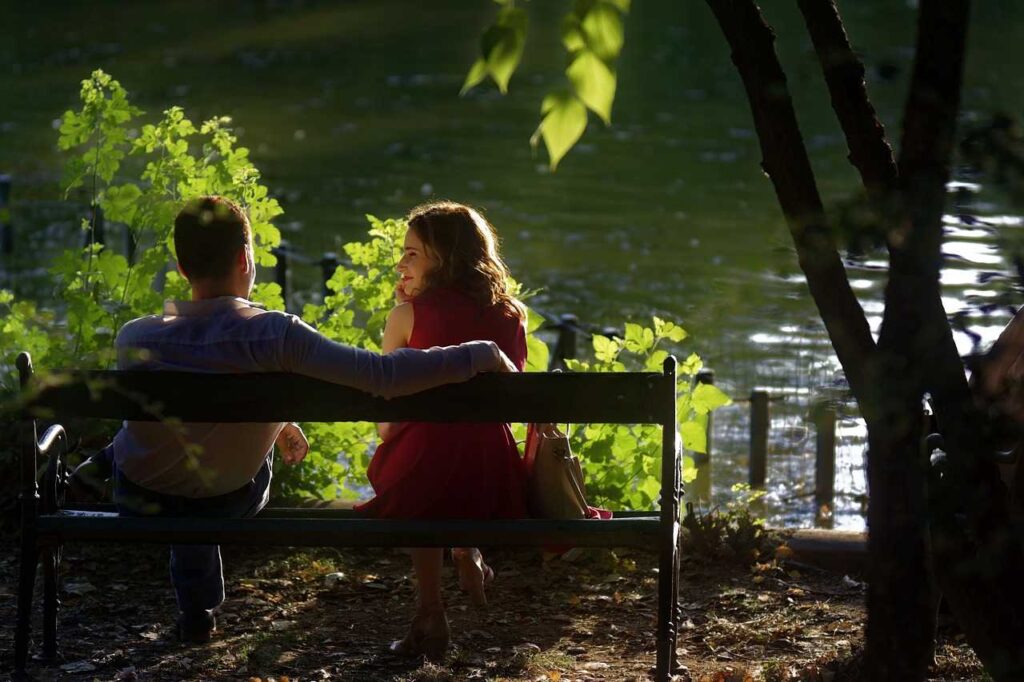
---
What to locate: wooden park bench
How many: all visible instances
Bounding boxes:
[12,351,684,681]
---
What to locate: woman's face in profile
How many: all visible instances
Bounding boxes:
[397,228,438,298]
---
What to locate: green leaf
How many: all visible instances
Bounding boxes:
[681,454,697,484]
[644,349,669,372]
[482,7,527,94]
[638,476,660,505]
[566,50,616,125]
[525,333,550,373]
[691,383,732,414]
[461,58,489,95]
[581,2,624,61]
[251,282,285,312]
[531,92,588,171]
[526,306,546,334]
[101,184,142,225]
[680,352,703,376]
[592,333,619,363]
[561,14,586,53]
[680,420,706,454]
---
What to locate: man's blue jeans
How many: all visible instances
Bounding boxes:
[105,447,272,616]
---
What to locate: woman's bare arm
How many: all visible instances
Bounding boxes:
[378,303,415,440]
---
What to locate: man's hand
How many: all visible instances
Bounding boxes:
[494,347,518,373]
[276,422,309,465]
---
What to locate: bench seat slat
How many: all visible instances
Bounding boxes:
[22,371,673,424]
[68,505,660,520]
[36,512,661,548]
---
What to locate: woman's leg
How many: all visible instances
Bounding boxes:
[411,548,445,612]
[393,548,449,661]
[452,547,493,607]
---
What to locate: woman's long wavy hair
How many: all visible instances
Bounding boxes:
[407,201,525,320]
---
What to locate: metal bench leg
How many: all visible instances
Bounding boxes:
[655,356,681,682]
[656,528,681,681]
[670,540,682,673]
[14,543,40,677]
[42,543,61,660]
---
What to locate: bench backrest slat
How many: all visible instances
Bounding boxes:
[21,370,675,424]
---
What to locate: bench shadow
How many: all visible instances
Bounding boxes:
[1,542,691,680]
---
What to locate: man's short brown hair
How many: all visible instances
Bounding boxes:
[174,196,251,281]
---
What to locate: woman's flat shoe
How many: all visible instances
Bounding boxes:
[390,610,450,662]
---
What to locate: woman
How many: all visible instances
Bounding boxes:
[355,201,529,660]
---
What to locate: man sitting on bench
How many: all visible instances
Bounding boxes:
[78,196,516,643]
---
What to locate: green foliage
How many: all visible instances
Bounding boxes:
[463,0,629,170]
[2,69,725,511]
[564,316,731,510]
[287,216,407,501]
[302,215,406,351]
[682,483,768,562]
[0,71,283,452]
[1,69,284,386]
[462,2,528,95]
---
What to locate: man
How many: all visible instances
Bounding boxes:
[86,196,515,643]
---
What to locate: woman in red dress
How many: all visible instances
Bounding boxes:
[355,201,529,659]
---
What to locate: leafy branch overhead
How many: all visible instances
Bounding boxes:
[462,0,629,170]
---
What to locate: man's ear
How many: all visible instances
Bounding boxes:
[176,262,189,280]
[238,244,253,272]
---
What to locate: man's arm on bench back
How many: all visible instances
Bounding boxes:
[282,317,511,399]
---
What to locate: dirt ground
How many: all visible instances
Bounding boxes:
[0,539,985,682]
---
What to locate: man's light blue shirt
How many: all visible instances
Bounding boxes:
[113,296,500,497]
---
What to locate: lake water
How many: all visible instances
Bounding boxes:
[3,0,1024,529]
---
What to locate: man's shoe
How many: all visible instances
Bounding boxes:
[176,611,216,644]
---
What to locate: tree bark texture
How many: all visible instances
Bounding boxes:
[796,0,898,197]
[863,413,936,678]
[703,0,875,404]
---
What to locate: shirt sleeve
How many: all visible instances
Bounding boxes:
[281,317,500,398]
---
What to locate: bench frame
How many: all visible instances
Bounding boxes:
[12,351,682,680]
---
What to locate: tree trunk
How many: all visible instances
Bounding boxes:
[863,410,936,679]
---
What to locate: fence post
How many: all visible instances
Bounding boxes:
[273,240,290,311]
[814,400,837,512]
[0,174,12,255]
[749,388,769,488]
[84,204,105,248]
[320,252,339,299]
[553,313,579,369]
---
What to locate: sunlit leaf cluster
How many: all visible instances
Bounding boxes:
[463,0,629,170]
[564,317,732,510]
[2,70,285,395]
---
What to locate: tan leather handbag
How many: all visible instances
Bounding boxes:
[523,423,589,519]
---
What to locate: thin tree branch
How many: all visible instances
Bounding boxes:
[704,0,876,400]
[797,0,898,197]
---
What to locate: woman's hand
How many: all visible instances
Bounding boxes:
[276,422,309,465]
[395,279,413,305]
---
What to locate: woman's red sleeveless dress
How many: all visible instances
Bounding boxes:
[355,287,529,520]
